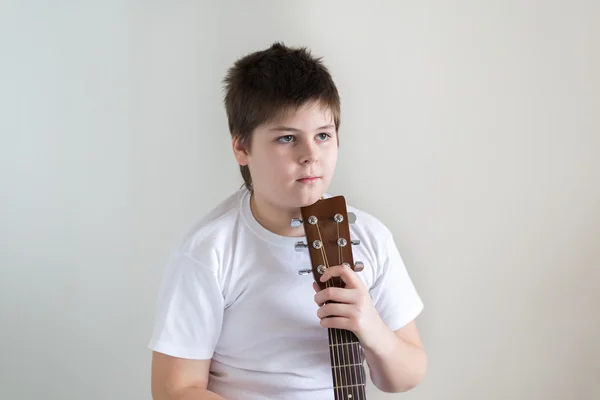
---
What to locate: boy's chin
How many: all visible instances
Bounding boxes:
[292,190,326,208]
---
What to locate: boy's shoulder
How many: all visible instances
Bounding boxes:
[176,188,248,258]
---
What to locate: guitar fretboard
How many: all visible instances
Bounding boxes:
[328,327,367,400]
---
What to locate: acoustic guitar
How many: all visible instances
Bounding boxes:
[292,196,367,400]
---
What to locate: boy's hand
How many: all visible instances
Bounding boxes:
[312,264,387,352]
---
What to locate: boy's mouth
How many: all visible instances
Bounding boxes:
[297,176,320,183]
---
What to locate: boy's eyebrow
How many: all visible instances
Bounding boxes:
[268,124,335,133]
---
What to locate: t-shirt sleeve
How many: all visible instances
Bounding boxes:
[370,233,424,332]
[148,251,224,359]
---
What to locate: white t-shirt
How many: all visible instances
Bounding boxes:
[148,188,424,400]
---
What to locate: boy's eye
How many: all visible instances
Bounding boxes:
[277,135,295,143]
[317,133,331,141]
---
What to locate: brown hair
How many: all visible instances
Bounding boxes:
[223,42,341,191]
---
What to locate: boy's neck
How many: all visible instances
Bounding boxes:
[249,191,306,238]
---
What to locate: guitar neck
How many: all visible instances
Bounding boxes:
[297,196,367,399]
[328,327,367,400]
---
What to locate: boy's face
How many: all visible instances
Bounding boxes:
[234,101,338,212]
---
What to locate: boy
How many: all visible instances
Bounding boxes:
[149,42,427,400]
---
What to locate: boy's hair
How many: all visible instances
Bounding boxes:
[223,42,341,191]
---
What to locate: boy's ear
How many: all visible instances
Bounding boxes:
[232,135,249,166]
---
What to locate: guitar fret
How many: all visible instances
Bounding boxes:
[332,363,362,368]
[330,342,360,346]
[334,383,366,389]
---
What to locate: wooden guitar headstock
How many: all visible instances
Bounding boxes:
[293,196,363,290]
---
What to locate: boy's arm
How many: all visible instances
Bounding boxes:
[151,352,228,400]
[362,320,428,392]
[149,252,226,399]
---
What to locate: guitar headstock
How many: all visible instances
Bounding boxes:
[292,196,363,290]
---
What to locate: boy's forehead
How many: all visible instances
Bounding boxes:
[267,102,335,129]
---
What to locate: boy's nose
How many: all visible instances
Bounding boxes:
[298,142,319,164]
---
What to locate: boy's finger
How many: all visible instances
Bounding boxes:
[314,286,357,306]
[312,281,321,293]
[319,264,361,287]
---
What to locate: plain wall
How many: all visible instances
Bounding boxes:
[1,1,598,399]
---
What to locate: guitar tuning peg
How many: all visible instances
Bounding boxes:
[354,261,364,272]
[294,241,308,252]
[351,240,360,246]
[333,212,357,224]
[348,212,357,224]
[290,218,303,228]
[298,269,312,275]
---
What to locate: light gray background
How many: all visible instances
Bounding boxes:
[1,1,598,399]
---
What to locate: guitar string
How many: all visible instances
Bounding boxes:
[315,222,343,399]
[336,221,358,395]
[338,222,366,400]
